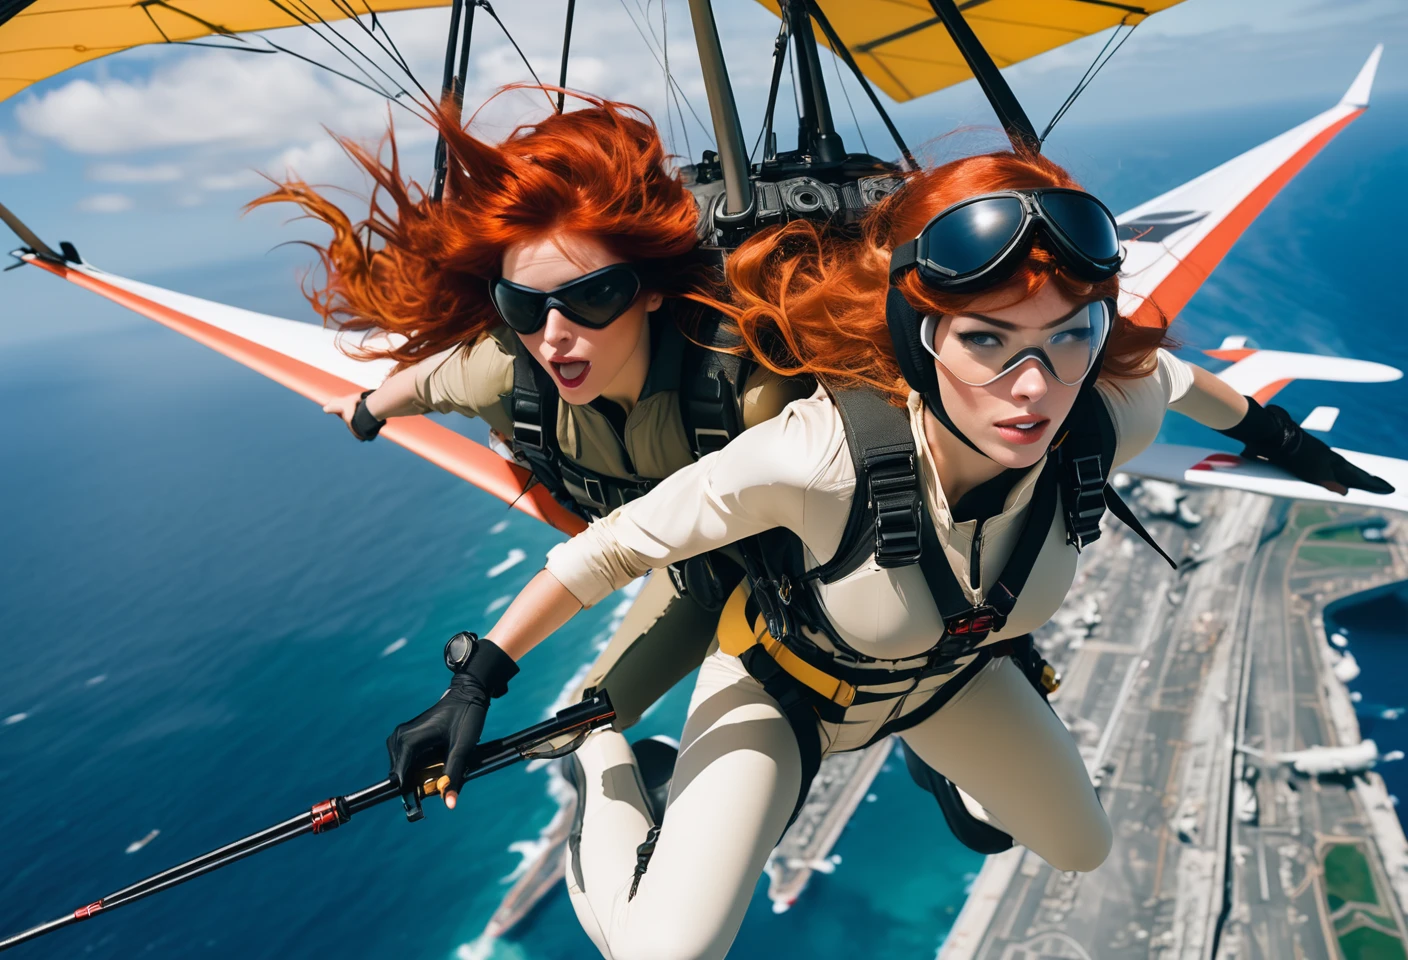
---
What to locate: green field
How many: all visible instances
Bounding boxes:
[1294,505,1335,529]
[1298,545,1391,569]
[1338,925,1408,960]
[1310,524,1384,543]
[1326,844,1380,910]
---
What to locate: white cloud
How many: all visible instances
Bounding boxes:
[199,170,265,192]
[89,162,181,182]
[0,135,39,174]
[77,193,135,213]
[15,53,391,155]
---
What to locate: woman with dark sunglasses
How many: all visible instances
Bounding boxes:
[384,147,1390,959]
[258,93,810,736]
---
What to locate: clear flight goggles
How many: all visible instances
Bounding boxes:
[920,298,1114,387]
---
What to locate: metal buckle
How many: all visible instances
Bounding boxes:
[867,450,922,567]
[583,476,606,507]
[667,563,688,596]
[776,576,792,606]
[1065,454,1106,549]
[694,426,732,455]
[512,419,544,449]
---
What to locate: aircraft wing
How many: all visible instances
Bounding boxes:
[13,253,587,536]
[1120,445,1408,517]
[755,0,1187,104]
[1121,342,1406,514]
[0,1,453,104]
[1117,46,1382,327]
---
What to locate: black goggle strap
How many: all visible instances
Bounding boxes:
[889,239,921,281]
[885,285,987,457]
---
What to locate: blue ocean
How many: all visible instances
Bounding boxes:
[4,91,1408,960]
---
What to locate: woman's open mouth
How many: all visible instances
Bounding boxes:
[994,415,1050,446]
[551,359,591,389]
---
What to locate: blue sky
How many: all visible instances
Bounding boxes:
[0,0,1403,285]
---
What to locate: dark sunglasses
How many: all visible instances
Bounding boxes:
[889,189,1123,293]
[489,264,642,335]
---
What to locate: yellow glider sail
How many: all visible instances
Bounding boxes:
[755,0,1185,103]
[0,0,452,103]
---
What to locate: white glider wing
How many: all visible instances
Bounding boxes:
[1117,45,1382,324]
[1111,46,1406,515]
[15,255,586,535]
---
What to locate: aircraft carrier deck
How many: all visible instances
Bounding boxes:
[941,490,1408,960]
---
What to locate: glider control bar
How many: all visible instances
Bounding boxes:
[0,693,617,954]
[0,199,63,264]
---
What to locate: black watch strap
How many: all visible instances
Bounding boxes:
[444,632,520,698]
[351,390,386,441]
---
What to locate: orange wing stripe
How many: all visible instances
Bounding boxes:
[1132,108,1364,328]
[34,259,587,536]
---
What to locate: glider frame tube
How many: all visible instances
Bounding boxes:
[687,0,754,218]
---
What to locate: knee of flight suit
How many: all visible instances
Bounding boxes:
[1034,805,1113,873]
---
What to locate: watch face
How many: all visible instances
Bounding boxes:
[444,632,477,671]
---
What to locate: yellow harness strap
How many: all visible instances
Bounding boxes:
[717,585,857,708]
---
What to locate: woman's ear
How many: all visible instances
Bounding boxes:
[644,291,665,313]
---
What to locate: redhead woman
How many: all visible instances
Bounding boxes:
[257,94,810,745]
[384,148,1391,959]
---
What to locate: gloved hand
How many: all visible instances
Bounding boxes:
[1219,398,1394,496]
[386,637,519,816]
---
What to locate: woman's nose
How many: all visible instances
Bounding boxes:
[1009,361,1050,402]
[541,308,575,345]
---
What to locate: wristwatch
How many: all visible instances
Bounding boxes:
[444,631,481,673]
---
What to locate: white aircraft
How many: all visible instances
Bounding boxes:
[1240,739,1406,777]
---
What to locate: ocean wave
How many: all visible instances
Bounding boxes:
[380,637,408,657]
[487,549,527,579]
[125,829,159,854]
[3,713,28,726]
[484,595,511,615]
[85,674,106,687]
[502,838,551,884]
[489,519,510,535]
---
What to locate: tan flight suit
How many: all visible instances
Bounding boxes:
[405,320,812,728]
[544,351,1202,960]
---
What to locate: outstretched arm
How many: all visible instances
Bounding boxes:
[1169,357,1391,496]
[1168,363,1248,430]
[322,353,443,438]
[486,569,584,662]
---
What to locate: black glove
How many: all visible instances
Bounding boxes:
[1219,397,1394,496]
[386,638,519,818]
[351,390,386,441]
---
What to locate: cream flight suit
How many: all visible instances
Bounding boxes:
[543,350,1199,960]
[405,320,812,728]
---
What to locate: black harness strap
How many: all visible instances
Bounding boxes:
[509,350,583,517]
[1054,388,1175,568]
[678,315,751,460]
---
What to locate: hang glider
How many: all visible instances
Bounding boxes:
[2,0,1402,530]
[0,1,452,104]
[753,0,1186,104]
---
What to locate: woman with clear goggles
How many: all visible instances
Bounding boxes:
[385,148,1391,960]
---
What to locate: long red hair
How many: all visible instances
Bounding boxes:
[251,91,713,365]
[719,151,1172,404]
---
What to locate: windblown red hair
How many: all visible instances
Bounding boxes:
[719,150,1173,404]
[250,90,713,366]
